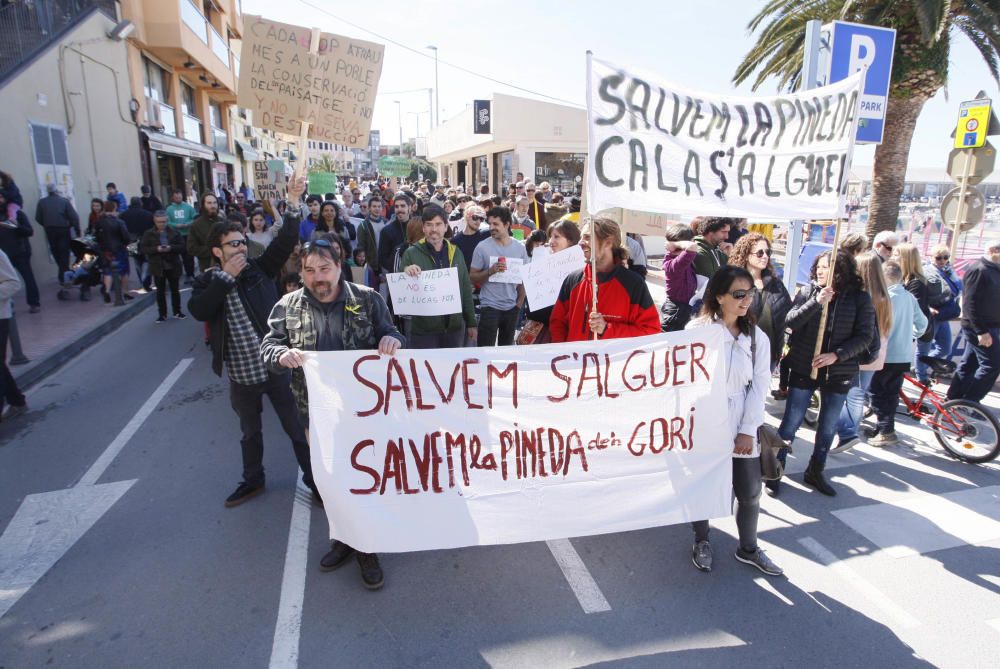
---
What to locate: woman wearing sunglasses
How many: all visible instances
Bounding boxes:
[686,266,782,576]
[726,233,790,372]
[772,251,874,497]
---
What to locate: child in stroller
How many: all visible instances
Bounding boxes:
[58,236,103,301]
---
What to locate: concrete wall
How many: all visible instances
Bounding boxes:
[0,11,143,284]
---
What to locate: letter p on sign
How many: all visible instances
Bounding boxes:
[848,34,877,73]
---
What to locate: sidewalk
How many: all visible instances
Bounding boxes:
[7,276,155,390]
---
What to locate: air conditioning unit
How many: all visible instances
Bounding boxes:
[145,97,162,127]
[243,126,254,138]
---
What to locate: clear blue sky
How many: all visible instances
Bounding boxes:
[243,0,998,169]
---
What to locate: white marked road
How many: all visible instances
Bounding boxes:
[545,538,612,614]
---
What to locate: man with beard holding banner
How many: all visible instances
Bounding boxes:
[549,217,659,342]
[261,234,404,591]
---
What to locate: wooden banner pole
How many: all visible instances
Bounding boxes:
[292,28,322,186]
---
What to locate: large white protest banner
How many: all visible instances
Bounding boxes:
[523,245,586,310]
[237,15,385,147]
[386,268,462,316]
[586,55,865,219]
[304,328,733,553]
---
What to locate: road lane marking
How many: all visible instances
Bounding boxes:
[268,482,313,669]
[76,358,193,487]
[798,536,920,629]
[546,539,611,614]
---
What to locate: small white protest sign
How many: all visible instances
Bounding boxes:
[387,268,461,316]
[523,245,586,310]
[487,256,525,284]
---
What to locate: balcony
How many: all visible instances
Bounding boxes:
[180,0,206,44]
[211,126,229,153]
[144,97,177,136]
[209,24,229,67]
[182,114,203,144]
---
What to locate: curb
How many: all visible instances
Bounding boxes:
[12,292,156,390]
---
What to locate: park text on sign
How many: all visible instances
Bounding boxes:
[253,161,286,200]
[386,268,462,317]
[237,15,385,148]
[303,328,733,553]
[586,55,864,219]
[955,99,992,149]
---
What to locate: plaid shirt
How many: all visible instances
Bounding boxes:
[218,271,269,386]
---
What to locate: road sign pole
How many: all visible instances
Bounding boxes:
[948,150,974,261]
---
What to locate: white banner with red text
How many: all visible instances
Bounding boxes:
[303,328,733,553]
[586,54,865,219]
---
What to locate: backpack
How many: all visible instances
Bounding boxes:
[924,264,952,308]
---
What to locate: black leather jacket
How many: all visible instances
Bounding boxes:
[188,212,300,377]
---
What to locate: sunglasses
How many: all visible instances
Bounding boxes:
[472,215,486,222]
[303,238,333,250]
[222,239,247,248]
[935,255,950,261]
[728,289,756,300]
[753,249,772,258]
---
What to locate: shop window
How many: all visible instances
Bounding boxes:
[534,152,586,195]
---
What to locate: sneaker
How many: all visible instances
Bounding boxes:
[155,316,167,323]
[357,552,384,590]
[174,312,187,320]
[224,481,264,508]
[764,479,780,497]
[123,293,134,301]
[869,431,899,446]
[691,540,713,572]
[319,541,355,572]
[735,547,784,577]
[28,305,40,313]
[831,436,860,454]
[1,403,28,420]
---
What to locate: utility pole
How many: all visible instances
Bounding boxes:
[427,46,439,127]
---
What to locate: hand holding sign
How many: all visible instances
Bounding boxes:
[387,268,462,316]
[487,256,524,284]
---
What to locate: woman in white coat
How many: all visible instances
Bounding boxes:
[686,265,782,576]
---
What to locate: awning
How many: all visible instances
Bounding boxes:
[215,150,238,165]
[235,140,260,161]
[143,130,215,161]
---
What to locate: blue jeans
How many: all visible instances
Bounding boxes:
[947,327,1000,403]
[836,370,875,442]
[915,321,953,381]
[778,385,848,469]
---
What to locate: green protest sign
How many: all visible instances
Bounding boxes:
[378,156,412,177]
[308,171,338,195]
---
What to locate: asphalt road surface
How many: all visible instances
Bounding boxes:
[1,292,999,669]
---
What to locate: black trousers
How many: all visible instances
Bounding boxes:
[409,328,466,349]
[228,374,313,488]
[477,305,519,346]
[179,236,195,278]
[869,362,909,433]
[8,253,40,307]
[45,227,72,283]
[154,270,182,317]
[0,319,26,413]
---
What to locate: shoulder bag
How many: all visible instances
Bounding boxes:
[751,328,789,481]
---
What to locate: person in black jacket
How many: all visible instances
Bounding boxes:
[947,241,1000,402]
[0,191,39,311]
[774,250,875,497]
[121,197,155,291]
[188,176,321,508]
[93,202,133,303]
[140,211,186,322]
[727,233,791,369]
[377,192,413,276]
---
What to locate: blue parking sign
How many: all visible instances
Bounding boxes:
[825,21,897,144]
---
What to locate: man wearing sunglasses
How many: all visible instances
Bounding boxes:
[188,177,323,509]
[872,230,898,263]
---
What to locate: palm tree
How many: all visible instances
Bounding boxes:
[734,0,1000,238]
[312,154,338,174]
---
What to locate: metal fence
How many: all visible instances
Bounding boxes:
[0,0,117,83]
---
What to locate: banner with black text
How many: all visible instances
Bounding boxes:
[304,328,733,553]
[586,55,865,219]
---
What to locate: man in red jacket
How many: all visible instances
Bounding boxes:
[550,217,660,342]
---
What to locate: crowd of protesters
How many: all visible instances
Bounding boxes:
[3,165,1000,592]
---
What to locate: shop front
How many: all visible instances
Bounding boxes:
[142,130,215,204]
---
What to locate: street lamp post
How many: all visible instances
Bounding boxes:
[426,45,439,127]
[394,100,402,156]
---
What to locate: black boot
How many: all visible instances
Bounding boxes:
[803,459,836,496]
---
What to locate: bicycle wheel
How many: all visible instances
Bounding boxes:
[932,399,1000,463]
[803,391,820,427]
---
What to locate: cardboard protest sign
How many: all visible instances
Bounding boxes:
[308,171,338,195]
[386,268,462,316]
[254,160,286,201]
[586,55,865,219]
[523,245,585,310]
[237,15,385,147]
[487,256,525,284]
[304,327,731,552]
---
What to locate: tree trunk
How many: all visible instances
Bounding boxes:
[865,95,929,239]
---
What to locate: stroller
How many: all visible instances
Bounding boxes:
[58,236,104,301]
